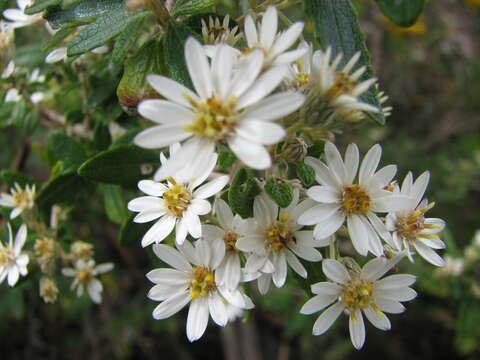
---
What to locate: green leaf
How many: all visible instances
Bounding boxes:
[217,151,236,170]
[42,27,77,52]
[24,0,61,15]
[36,172,91,210]
[163,21,199,89]
[111,15,145,65]
[303,0,384,125]
[119,213,150,245]
[44,0,124,28]
[67,9,147,56]
[77,144,159,186]
[102,184,128,224]
[377,0,426,27]
[296,163,315,187]
[265,178,293,208]
[109,128,141,148]
[47,132,87,173]
[172,0,220,17]
[228,168,261,218]
[117,36,167,110]
[0,170,37,188]
[93,121,112,151]
[307,139,325,158]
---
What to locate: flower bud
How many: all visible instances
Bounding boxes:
[40,277,59,304]
[282,137,307,163]
[117,38,165,114]
[71,241,94,260]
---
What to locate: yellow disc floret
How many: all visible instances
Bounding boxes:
[189,266,216,299]
[223,231,239,252]
[163,178,192,217]
[264,214,294,252]
[396,202,440,242]
[342,185,371,214]
[76,268,94,285]
[341,277,375,312]
[326,72,356,99]
[183,96,238,140]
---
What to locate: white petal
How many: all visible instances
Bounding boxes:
[128,196,164,212]
[153,291,191,319]
[260,6,277,49]
[244,14,258,48]
[175,217,189,245]
[272,48,306,66]
[185,38,213,99]
[236,120,285,145]
[359,144,381,185]
[189,199,211,216]
[211,44,235,99]
[363,306,391,331]
[194,176,229,199]
[185,212,202,239]
[134,124,190,149]
[7,267,19,286]
[244,253,267,273]
[228,136,271,170]
[344,143,359,184]
[374,298,405,314]
[257,274,271,294]
[368,165,397,188]
[202,225,224,241]
[305,157,341,189]
[138,180,168,197]
[87,279,103,304]
[209,239,226,270]
[349,310,366,350]
[223,254,241,290]
[312,212,345,240]
[285,249,307,278]
[134,210,165,223]
[297,203,341,226]
[235,235,265,253]
[272,251,287,287]
[411,171,430,207]
[288,242,322,262]
[138,100,194,125]
[311,282,342,296]
[146,268,189,285]
[148,283,186,301]
[370,195,415,213]
[306,186,340,204]
[254,193,277,226]
[413,240,445,267]
[324,142,347,185]
[147,74,199,107]
[141,216,176,247]
[312,302,344,336]
[215,199,234,230]
[361,253,404,281]
[45,47,67,63]
[208,293,228,326]
[270,22,304,57]
[152,244,192,272]
[14,224,27,254]
[241,92,305,122]
[228,50,263,97]
[347,214,370,256]
[376,287,417,302]
[187,297,210,342]
[376,274,416,290]
[300,294,336,314]
[236,66,288,109]
[322,259,350,284]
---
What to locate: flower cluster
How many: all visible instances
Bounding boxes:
[127,5,447,348]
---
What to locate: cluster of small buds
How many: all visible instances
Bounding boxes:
[126,4,447,348]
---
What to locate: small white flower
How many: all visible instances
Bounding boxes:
[0,182,36,219]
[243,6,306,68]
[0,223,29,286]
[202,199,251,290]
[29,68,45,83]
[128,144,229,247]
[3,0,43,28]
[134,37,304,177]
[62,259,114,304]
[147,240,254,342]
[298,142,414,257]
[386,171,446,266]
[300,253,415,350]
[4,88,21,102]
[284,40,313,89]
[237,190,324,294]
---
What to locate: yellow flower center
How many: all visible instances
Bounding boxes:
[0,246,14,266]
[295,59,310,86]
[342,185,371,214]
[396,202,440,242]
[264,214,294,252]
[163,178,192,217]
[223,231,239,252]
[183,96,238,140]
[189,266,216,299]
[326,72,356,99]
[12,188,33,210]
[341,278,375,312]
[76,268,94,285]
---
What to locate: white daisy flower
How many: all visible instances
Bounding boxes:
[298,142,414,257]
[62,259,114,304]
[310,47,379,116]
[0,182,36,219]
[202,199,251,290]
[385,171,446,266]
[243,6,306,68]
[127,144,229,247]
[147,240,254,342]
[300,253,415,350]
[237,190,324,294]
[3,0,43,28]
[0,223,29,287]
[134,37,305,178]
[284,40,313,89]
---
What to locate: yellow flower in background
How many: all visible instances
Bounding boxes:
[465,0,480,8]
[383,16,426,36]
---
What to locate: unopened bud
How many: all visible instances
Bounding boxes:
[71,241,94,260]
[282,137,307,163]
[40,277,59,304]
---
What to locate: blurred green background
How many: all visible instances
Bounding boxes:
[1,0,480,359]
